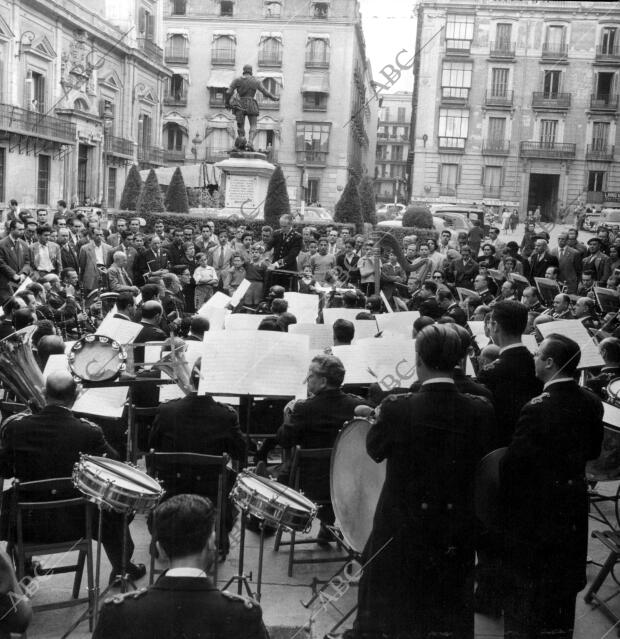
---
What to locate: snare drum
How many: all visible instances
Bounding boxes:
[68,334,127,382]
[230,471,316,533]
[73,455,163,514]
[607,379,620,407]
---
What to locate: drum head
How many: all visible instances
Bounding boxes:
[474,447,507,528]
[234,472,315,511]
[69,334,126,382]
[330,419,386,554]
[607,378,620,405]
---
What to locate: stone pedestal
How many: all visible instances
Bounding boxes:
[215,152,275,220]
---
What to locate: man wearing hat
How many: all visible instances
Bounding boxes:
[582,236,611,285]
[225,64,280,150]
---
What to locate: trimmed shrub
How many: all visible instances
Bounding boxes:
[136,169,165,216]
[402,205,433,229]
[164,167,190,213]
[358,175,377,226]
[334,176,363,231]
[263,166,290,228]
[119,164,142,211]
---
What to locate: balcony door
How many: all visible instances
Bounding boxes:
[601,27,617,54]
[543,70,561,98]
[539,119,557,147]
[595,72,615,100]
[592,121,610,150]
[496,23,512,49]
[490,68,509,98]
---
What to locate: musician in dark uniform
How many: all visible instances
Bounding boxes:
[0,372,145,583]
[500,334,603,639]
[265,214,302,291]
[93,494,269,639]
[345,325,495,639]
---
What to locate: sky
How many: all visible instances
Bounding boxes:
[359,0,416,94]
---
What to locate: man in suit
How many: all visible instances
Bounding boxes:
[452,245,479,290]
[92,494,268,639]
[106,217,127,248]
[166,228,187,272]
[207,231,234,278]
[78,227,113,295]
[0,220,31,303]
[136,235,169,284]
[112,292,136,322]
[115,232,139,284]
[266,214,303,290]
[107,251,139,295]
[336,240,360,286]
[30,225,61,280]
[528,238,559,282]
[133,301,167,366]
[346,325,495,639]
[0,372,146,584]
[500,334,603,639]
[57,227,80,275]
[582,237,612,285]
[186,315,210,341]
[551,231,582,294]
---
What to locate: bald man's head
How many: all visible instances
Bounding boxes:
[45,371,77,405]
[141,300,163,321]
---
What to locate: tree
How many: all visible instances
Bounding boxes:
[136,168,165,216]
[402,205,433,229]
[164,167,190,213]
[334,175,363,231]
[119,164,142,211]
[358,175,377,226]
[263,165,290,228]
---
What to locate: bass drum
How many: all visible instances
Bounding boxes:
[330,418,386,555]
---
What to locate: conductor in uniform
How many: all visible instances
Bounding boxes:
[93,493,269,639]
[266,214,302,291]
[500,334,603,638]
[345,324,496,639]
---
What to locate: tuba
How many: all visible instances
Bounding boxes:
[0,326,46,411]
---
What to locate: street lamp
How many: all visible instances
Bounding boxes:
[101,101,114,208]
[191,132,203,164]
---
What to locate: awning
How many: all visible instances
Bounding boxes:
[301,71,329,94]
[259,32,283,43]
[307,33,330,42]
[256,71,284,87]
[162,121,189,136]
[212,31,237,42]
[170,67,191,83]
[166,29,189,39]
[206,69,235,88]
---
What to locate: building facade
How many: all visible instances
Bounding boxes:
[162,0,377,210]
[410,0,620,219]
[375,91,412,203]
[0,0,169,211]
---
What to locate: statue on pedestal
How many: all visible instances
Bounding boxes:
[225,64,279,152]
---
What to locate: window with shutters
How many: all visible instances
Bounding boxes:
[495,23,512,50]
[302,92,328,112]
[543,70,561,97]
[165,74,187,105]
[544,25,566,55]
[588,170,606,192]
[601,27,618,54]
[441,61,472,100]
[312,2,329,18]
[37,155,50,205]
[539,119,558,146]
[0,148,6,203]
[166,124,185,151]
[212,36,236,65]
[306,37,329,68]
[220,1,233,16]
[207,128,230,159]
[439,163,459,195]
[296,122,331,164]
[592,121,610,150]
[438,108,469,149]
[257,77,281,108]
[259,37,282,67]
[264,1,282,18]
[490,68,509,98]
[166,34,188,64]
[486,117,507,152]
[172,0,186,15]
[483,165,502,197]
[107,167,117,207]
[397,107,406,122]
[27,71,45,112]
[307,179,320,204]
[445,15,474,52]
[392,146,403,161]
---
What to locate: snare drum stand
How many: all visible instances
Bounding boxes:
[222,511,271,601]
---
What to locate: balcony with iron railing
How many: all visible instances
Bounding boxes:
[482,139,511,155]
[438,136,466,151]
[163,92,188,106]
[296,150,328,166]
[489,40,515,58]
[595,45,620,63]
[211,51,236,66]
[137,145,164,166]
[105,135,134,158]
[164,148,186,163]
[305,52,329,68]
[484,90,513,108]
[586,143,615,160]
[519,140,576,159]
[590,94,619,111]
[531,92,571,110]
[541,42,568,60]
[137,38,164,63]
[164,45,189,65]
[258,51,282,67]
[0,103,76,143]
[204,148,231,163]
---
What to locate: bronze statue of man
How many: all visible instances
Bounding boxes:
[225,64,279,151]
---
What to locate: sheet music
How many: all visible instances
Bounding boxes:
[603,403,620,432]
[352,319,380,342]
[537,320,604,369]
[283,293,319,324]
[323,308,364,325]
[203,291,232,309]
[289,323,333,350]
[198,331,309,397]
[43,353,70,379]
[521,334,538,356]
[229,279,251,307]
[96,316,142,344]
[197,305,228,330]
[468,321,486,337]
[224,314,266,331]
[379,291,394,313]
[332,345,377,385]
[375,311,420,337]
[72,385,128,419]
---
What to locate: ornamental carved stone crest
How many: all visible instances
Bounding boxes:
[60,30,97,95]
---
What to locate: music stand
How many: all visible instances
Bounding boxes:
[534,277,561,307]
[595,287,620,314]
